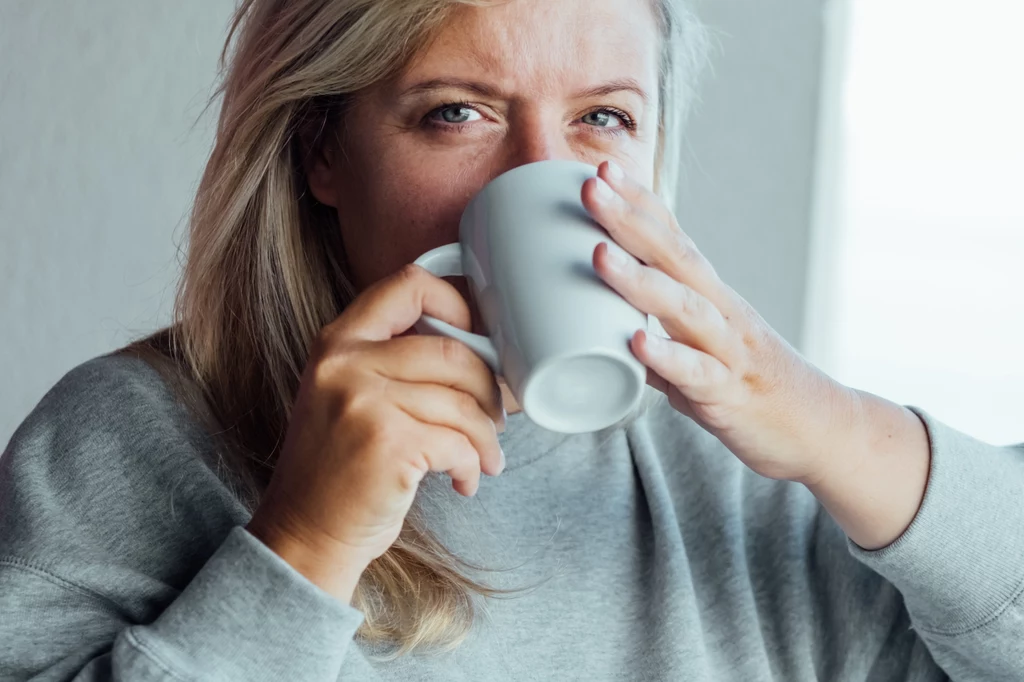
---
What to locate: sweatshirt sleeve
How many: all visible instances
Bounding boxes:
[0,527,365,681]
[0,354,366,680]
[847,406,1024,682]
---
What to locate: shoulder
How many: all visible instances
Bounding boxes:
[4,351,213,481]
[0,352,247,578]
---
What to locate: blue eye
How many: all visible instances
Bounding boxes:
[582,108,637,136]
[422,101,637,137]
[583,110,620,128]
[434,104,482,124]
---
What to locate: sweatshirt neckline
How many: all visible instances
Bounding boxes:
[496,410,575,472]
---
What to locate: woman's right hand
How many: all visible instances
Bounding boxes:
[245,263,507,604]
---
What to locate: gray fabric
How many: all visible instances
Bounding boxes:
[1,353,1022,681]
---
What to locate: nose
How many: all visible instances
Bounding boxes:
[504,110,576,169]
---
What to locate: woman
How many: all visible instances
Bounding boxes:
[1,0,1021,679]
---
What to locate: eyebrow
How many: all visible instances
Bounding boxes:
[396,77,651,106]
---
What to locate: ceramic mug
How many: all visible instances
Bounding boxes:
[412,159,648,434]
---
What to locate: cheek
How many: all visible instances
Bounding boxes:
[383,165,471,250]
[340,161,475,287]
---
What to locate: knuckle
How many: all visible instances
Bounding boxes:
[342,390,385,432]
[398,262,426,283]
[696,356,723,386]
[308,360,340,399]
[689,356,708,385]
[453,390,479,419]
[337,376,391,432]
[455,432,477,461]
[668,228,705,265]
[310,345,356,391]
[623,201,647,230]
[310,349,339,382]
[634,264,658,299]
[363,417,395,451]
[310,326,342,362]
[443,432,475,472]
[436,335,470,367]
[398,461,426,495]
[670,234,696,264]
[676,285,699,317]
[396,262,432,293]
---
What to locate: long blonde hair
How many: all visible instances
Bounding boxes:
[116,0,709,660]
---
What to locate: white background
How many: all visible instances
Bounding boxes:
[803,0,1024,446]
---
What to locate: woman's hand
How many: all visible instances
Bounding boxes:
[247,264,507,603]
[582,159,932,550]
[581,160,855,485]
[581,159,933,548]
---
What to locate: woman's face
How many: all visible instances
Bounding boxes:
[307,0,661,328]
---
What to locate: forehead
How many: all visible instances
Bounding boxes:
[397,0,661,98]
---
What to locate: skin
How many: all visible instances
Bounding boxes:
[306,0,659,415]
[305,0,931,560]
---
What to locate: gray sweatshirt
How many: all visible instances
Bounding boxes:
[1,352,1022,681]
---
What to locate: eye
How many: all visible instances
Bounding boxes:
[427,102,483,125]
[581,108,635,133]
[582,110,621,128]
[421,101,638,137]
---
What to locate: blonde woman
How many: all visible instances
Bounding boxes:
[1,0,1021,680]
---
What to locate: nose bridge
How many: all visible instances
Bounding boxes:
[508,107,573,167]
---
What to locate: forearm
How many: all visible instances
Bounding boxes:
[803,388,932,550]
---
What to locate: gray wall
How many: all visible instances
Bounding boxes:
[0,0,827,444]
[679,0,825,349]
[1,1,236,443]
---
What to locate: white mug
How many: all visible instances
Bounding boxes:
[412,159,648,434]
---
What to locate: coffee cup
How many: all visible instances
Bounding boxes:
[412,159,648,434]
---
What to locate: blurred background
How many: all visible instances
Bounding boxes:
[2,0,1021,447]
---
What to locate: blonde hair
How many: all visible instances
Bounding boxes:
[116,0,709,660]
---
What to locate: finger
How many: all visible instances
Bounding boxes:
[598,160,676,233]
[327,263,472,343]
[362,334,506,431]
[643,364,700,421]
[632,329,730,405]
[389,381,505,479]
[581,171,718,296]
[594,242,741,367]
[646,366,669,394]
[409,421,483,496]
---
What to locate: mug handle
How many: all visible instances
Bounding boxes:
[412,243,501,374]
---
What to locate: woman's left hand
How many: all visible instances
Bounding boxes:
[582,159,858,486]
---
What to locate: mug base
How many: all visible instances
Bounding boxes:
[521,352,644,434]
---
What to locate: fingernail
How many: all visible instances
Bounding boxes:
[497,446,506,474]
[605,243,627,270]
[594,177,614,202]
[606,160,624,183]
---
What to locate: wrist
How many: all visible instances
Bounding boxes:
[790,374,864,488]
[246,508,370,605]
[804,389,931,550]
